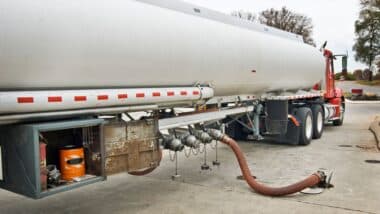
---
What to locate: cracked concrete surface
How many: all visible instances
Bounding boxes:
[0,102,379,214]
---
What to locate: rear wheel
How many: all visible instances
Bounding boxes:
[311,105,324,139]
[296,107,313,145]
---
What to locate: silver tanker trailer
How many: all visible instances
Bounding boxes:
[0,0,343,198]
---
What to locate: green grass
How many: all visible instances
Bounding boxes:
[356,80,380,86]
[343,92,352,99]
[335,72,356,81]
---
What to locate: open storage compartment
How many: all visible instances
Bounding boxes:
[0,119,105,199]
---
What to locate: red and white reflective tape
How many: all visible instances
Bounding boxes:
[0,87,214,114]
[264,92,324,101]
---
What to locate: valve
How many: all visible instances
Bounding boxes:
[162,136,184,152]
[193,130,213,144]
[181,134,201,148]
[192,130,212,170]
[207,129,224,141]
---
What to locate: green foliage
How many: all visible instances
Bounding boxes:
[354,69,364,80]
[347,73,356,81]
[335,72,343,80]
[374,72,380,80]
[353,0,380,68]
[343,92,353,99]
[335,72,356,81]
[356,80,380,86]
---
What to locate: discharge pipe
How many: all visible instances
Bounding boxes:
[193,130,213,144]
[207,129,327,196]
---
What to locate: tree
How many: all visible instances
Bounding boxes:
[258,7,316,46]
[353,0,380,72]
[231,10,257,22]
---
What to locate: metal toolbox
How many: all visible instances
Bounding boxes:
[0,119,105,199]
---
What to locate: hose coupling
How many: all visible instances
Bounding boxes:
[315,171,334,189]
[162,136,184,152]
[193,130,213,144]
[207,129,224,141]
[181,134,201,148]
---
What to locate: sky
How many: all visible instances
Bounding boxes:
[184,0,366,71]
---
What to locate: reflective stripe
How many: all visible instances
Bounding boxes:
[17,97,34,103]
[48,96,62,103]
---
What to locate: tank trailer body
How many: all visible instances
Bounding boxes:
[0,0,343,198]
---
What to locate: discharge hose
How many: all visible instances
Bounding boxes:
[208,129,325,196]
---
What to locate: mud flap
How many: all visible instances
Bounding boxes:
[275,117,300,145]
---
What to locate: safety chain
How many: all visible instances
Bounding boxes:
[191,147,199,156]
[210,140,217,150]
[198,143,206,154]
[169,150,177,162]
[184,148,191,158]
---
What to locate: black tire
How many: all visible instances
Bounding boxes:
[333,103,345,126]
[311,105,324,139]
[296,107,313,145]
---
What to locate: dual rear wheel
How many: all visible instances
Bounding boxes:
[296,105,324,145]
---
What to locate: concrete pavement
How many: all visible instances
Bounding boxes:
[0,102,379,214]
[370,116,380,149]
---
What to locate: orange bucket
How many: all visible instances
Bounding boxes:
[59,145,85,181]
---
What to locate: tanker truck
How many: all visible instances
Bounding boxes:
[0,0,342,198]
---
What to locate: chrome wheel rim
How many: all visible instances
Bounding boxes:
[317,111,323,133]
[305,114,313,139]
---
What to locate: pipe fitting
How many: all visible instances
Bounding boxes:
[181,135,201,148]
[162,137,184,152]
[207,129,224,141]
[193,130,213,144]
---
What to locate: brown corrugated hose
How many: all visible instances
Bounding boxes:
[220,135,324,196]
[128,149,163,176]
